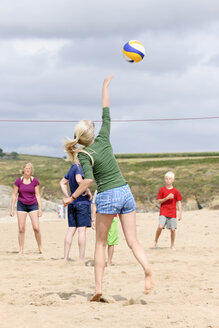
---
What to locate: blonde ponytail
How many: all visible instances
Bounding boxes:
[64,138,79,162]
[64,120,95,166]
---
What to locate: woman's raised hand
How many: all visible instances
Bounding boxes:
[102,75,114,108]
[103,75,114,88]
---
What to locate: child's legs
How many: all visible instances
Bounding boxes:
[64,227,77,260]
[64,203,77,260]
[166,218,177,248]
[17,211,27,253]
[77,226,86,260]
[107,245,114,266]
[94,213,114,294]
[155,225,164,243]
[75,202,91,260]
[170,228,176,248]
[29,210,42,252]
[154,216,167,243]
[107,218,118,266]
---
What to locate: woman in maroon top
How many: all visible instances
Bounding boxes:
[10,162,43,254]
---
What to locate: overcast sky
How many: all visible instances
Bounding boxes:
[0,0,219,157]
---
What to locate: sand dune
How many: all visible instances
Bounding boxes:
[0,209,218,328]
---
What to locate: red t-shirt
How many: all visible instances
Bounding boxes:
[157,186,182,218]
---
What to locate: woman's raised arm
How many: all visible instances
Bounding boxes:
[102,75,114,108]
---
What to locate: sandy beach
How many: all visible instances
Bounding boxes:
[0,209,218,328]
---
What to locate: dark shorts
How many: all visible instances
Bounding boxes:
[68,202,91,228]
[17,200,39,213]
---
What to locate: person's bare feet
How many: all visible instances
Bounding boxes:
[39,248,43,254]
[90,293,102,302]
[150,241,157,249]
[145,271,154,295]
[171,246,176,251]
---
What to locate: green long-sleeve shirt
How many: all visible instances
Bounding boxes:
[78,107,126,193]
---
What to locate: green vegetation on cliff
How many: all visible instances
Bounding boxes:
[0,152,218,209]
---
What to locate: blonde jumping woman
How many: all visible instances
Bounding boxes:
[63,75,153,301]
[10,162,43,254]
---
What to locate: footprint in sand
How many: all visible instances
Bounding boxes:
[123,297,147,306]
[85,259,94,267]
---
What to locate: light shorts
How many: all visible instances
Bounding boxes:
[107,216,119,245]
[96,184,136,215]
[68,202,91,228]
[159,215,177,229]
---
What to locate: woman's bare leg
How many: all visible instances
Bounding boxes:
[29,211,43,253]
[90,213,114,302]
[77,226,87,261]
[64,227,77,260]
[17,211,27,254]
[119,210,154,294]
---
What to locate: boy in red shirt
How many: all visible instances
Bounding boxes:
[151,171,182,250]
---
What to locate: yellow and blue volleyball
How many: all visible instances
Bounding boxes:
[123,40,145,63]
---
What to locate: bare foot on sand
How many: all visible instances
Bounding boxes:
[90,293,102,302]
[150,241,157,249]
[145,272,154,295]
[171,246,176,251]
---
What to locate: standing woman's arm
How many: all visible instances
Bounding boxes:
[10,185,18,216]
[35,185,42,217]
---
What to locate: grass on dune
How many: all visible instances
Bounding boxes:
[0,152,218,207]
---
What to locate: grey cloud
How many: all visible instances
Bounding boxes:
[110,119,219,154]
[208,53,219,66]
[2,118,218,157]
[0,0,219,157]
[15,144,59,156]
[0,1,219,39]
[56,33,202,75]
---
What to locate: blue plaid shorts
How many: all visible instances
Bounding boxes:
[95,184,136,215]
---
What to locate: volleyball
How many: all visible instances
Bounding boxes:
[122,40,145,63]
